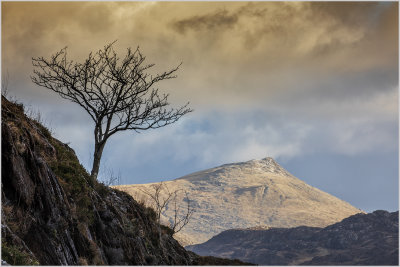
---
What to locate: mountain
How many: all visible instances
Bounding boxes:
[1,96,248,265]
[187,210,399,265]
[115,157,363,245]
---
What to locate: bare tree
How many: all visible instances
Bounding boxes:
[31,42,192,183]
[2,70,10,97]
[102,167,121,186]
[169,190,194,234]
[140,182,173,228]
[139,182,194,239]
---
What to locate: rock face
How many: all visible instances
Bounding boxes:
[187,210,399,265]
[1,96,246,265]
[116,157,362,245]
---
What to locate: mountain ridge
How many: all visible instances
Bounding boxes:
[116,155,363,245]
[186,210,399,265]
[174,157,293,182]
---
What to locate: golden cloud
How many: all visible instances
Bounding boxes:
[2,2,398,110]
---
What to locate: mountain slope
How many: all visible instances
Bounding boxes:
[1,96,247,265]
[186,210,399,265]
[116,157,363,245]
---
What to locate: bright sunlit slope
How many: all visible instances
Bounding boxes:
[115,157,363,245]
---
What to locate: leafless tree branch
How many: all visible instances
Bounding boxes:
[138,182,194,239]
[31,42,193,183]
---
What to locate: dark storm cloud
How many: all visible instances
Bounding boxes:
[309,2,387,26]
[171,3,267,34]
[172,10,239,34]
[307,2,398,68]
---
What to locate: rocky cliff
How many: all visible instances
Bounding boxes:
[0,96,246,265]
[187,210,399,265]
[115,157,362,245]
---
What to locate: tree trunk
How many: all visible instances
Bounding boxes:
[90,141,105,184]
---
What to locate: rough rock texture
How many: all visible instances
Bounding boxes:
[1,96,245,265]
[187,210,399,265]
[116,157,362,245]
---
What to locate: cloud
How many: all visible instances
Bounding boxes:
[308,2,389,26]
[2,1,398,189]
[172,10,239,34]
[171,3,267,34]
[3,2,397,105]
[96,110,311,182]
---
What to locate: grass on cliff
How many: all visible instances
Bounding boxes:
[3,95,161,226]
[48,139,96,224]
[46,129,161,228]
[2,96,94,224]
[1,241,40,266]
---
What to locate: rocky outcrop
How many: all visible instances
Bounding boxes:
[116,157,362,245]
[187,210,399,265]
[1,96,246,265]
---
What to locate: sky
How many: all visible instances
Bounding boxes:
[2,1,398,212]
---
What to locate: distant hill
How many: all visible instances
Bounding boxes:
[187,210,399,265]
[115,157,362,245]
[1,96,247,265]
